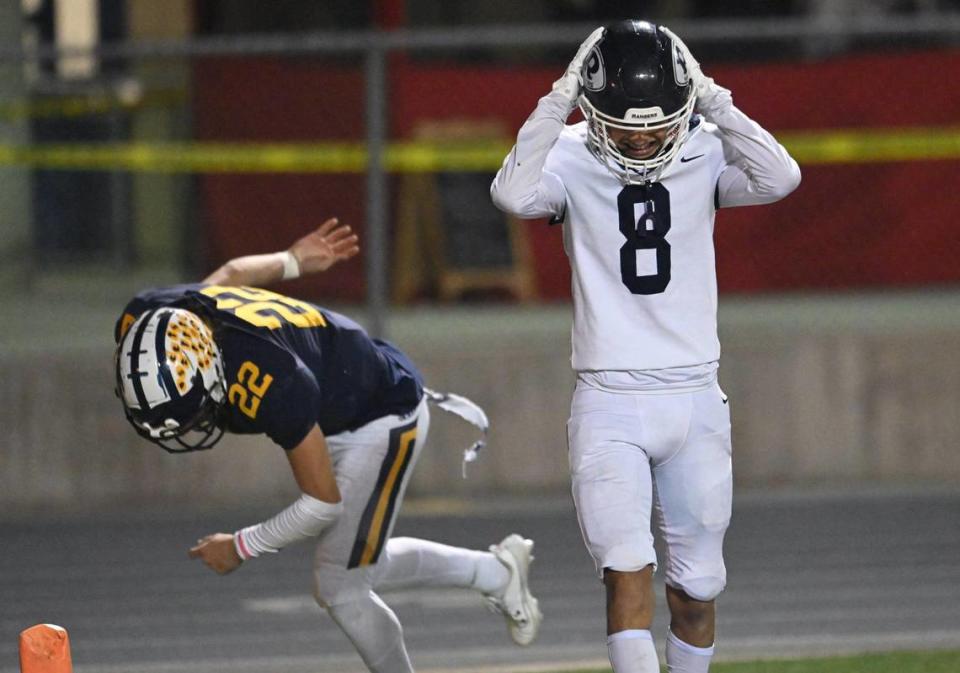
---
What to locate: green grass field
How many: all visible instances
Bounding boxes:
[563,649,960,673]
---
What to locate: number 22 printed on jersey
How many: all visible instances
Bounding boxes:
[228,360,273,419]
[200,285,327,329]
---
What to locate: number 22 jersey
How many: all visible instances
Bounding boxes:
[115,284,424,450]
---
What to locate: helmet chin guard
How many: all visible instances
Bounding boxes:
[124,388,226,453]
[579,20,696,184]
[116,307,228,453]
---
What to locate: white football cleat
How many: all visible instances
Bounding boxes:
[485,533,543,646]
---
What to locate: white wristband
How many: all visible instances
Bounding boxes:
[280,250,301,280]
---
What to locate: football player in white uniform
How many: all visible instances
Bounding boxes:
[491,20,800,673]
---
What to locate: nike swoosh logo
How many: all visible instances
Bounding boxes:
[680,154,704,163]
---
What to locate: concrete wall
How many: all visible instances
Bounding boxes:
[2,293,959,513]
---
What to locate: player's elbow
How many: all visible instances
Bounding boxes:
[490,181,537,218]
[300,495,344,537]
[768,160,801,201]
[202,260,239,285]
[490,180,518,213]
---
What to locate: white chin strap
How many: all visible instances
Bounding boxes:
[423,388,489,478]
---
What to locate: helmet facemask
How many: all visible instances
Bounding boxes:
[578,20,697,185]
[579,92,695,184]
[116,307,228,454]
[123,380,227,453]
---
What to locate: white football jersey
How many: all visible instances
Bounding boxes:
[549,120,724,370]
[492,91,800,373]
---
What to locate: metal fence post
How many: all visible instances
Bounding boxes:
[364,41,388,338]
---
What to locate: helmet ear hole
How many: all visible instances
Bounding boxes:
[579,19,695,183]
[116,307,227,453]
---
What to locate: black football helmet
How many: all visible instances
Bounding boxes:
[115,307,227,453]
[579,20,696,183]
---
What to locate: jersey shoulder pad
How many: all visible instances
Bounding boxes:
[558,121,589,148]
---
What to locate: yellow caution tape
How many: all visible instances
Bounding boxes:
[0,89,186,121]
[779,128,960,164]
[0,141,509,173]
[0,128,956,173]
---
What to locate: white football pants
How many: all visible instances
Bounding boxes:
[311,399,508,673]
[567,380,733,601]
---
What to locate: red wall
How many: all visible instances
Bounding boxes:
[706,50,960,293]
[194,50,960,301]
[193,59,368,299]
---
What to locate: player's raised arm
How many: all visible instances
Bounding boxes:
[660,26,801,207]
[490,27,604,219]
[202,217,360,286]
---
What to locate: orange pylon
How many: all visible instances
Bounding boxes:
[19,624,72,673]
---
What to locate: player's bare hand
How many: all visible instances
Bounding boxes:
[188,533,242,575]
[289,218,360,274]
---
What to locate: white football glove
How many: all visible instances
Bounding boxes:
[659,25,732,118]
[551,26,605,111]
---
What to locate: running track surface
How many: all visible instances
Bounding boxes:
[2,487,959,672]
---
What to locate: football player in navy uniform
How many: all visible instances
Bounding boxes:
[491,21,801,673]
[114,219,542,673]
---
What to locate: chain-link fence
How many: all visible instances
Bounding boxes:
[2,6,960,507]
[2,11,959,326]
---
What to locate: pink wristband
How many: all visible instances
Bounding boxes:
[234,529,253,560]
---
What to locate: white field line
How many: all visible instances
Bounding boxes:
[242,588,482,613]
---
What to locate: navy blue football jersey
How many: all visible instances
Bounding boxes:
[115,284,423,450]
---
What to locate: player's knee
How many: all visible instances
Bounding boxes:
[312,582,338,610]
[312,572,354,609]
[324,592,405,646]
[676,575,726,602]
[324,596,358,623]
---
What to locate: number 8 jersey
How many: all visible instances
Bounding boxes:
[115,284,423,449]
[492,91,800,373]
[551,119,727,370]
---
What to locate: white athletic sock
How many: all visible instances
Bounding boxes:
[607,629,659,673]
[327,591,414,673]
[666,629,714,673]
[375,537,510,595]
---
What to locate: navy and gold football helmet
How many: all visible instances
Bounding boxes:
[115,307,227,453]
[579,20,696,183]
